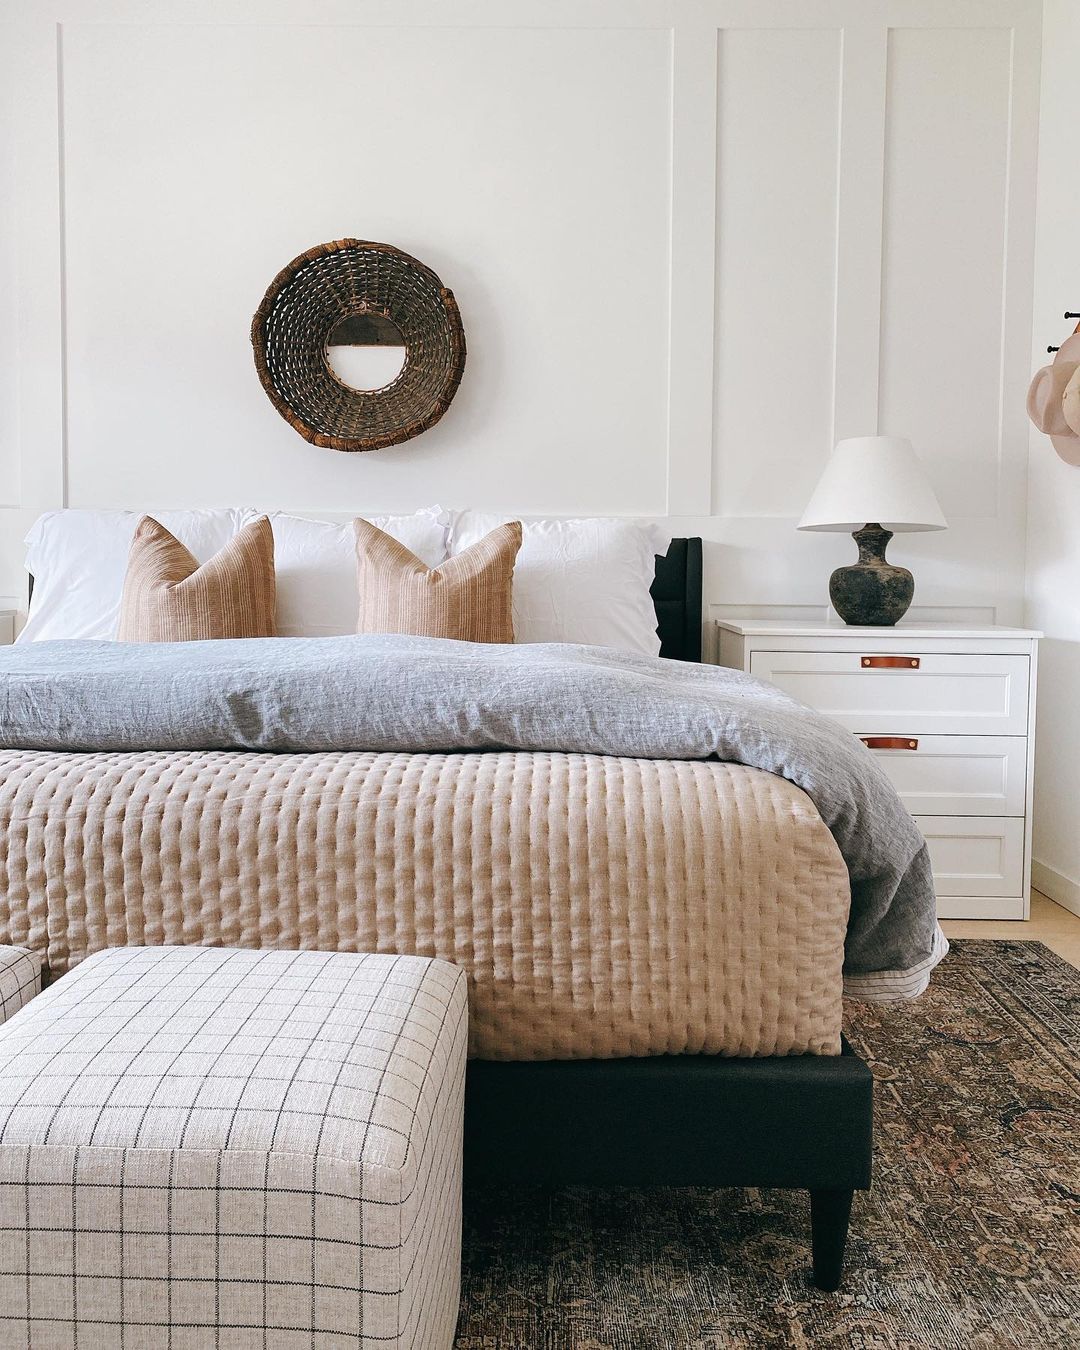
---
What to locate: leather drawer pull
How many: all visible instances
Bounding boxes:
[861,655,920,669]
[860,736,918,751]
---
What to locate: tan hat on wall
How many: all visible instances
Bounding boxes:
[1063,364,1080,437]
[1027,360,1078,435]
[1026,330,1080,465]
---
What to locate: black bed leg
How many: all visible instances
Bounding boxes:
[810,1188,854,1292]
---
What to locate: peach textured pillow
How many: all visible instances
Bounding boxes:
[354,518,521,643]
[118,515,276,642]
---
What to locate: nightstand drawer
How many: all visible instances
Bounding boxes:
[914,815,1025,897]
[748,652,1029,735]
[859,735,1026,816]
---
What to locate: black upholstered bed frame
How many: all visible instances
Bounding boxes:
[465,537,873,1293]
[651,536,703,661]
[28,537,872,1289]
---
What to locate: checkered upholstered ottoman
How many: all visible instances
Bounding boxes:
[0,946,468,1349]
[0,946,40,1025]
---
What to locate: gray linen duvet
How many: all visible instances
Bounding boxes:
[0,634,941,993]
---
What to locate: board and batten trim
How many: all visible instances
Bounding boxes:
[9,14,65,508]
[832,18,888,443]
[667,18,717,516]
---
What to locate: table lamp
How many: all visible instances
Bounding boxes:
[797,436,946,626]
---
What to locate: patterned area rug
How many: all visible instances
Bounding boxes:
[456,941,1079,1348]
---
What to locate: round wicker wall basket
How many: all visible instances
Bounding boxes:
[251,239,466,452]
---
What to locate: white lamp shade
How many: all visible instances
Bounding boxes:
[797,436,947,533]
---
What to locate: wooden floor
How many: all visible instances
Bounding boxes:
[941,890,1080,970]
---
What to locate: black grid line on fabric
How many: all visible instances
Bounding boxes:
[0,1314,413,1343]
[0,947,467,1347]
[1,1268,413,1294]
[260,1142,269,1347]
[0,1177,424,1211]
[118,1143,127,1342]
[70,1143,79,1341]
[20,1137,28,1347]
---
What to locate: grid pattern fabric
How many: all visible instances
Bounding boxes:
[0,946,468,1348]
[0,947,41,1026]
[0,749,851,1058]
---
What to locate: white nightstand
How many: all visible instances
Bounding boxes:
[0,611,14,646]
[717,620,1040,921]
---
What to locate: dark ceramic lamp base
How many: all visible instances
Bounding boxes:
[829,523,914,627]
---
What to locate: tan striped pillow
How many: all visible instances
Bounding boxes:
[118,515,276,642]
[354,518,521,642]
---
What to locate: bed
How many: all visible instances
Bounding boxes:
[0,534,939,1288]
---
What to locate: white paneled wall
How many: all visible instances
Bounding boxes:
[713,27,841,519]
[57,19,673,516]
[1025,0,1080,916]
[0,0,1042,645]
[879,27,1015,522]
[0,21,21,509]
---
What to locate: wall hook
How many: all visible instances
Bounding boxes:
[1048,313,1080,351]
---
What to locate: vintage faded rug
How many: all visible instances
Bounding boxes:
[456,941,1079,1348]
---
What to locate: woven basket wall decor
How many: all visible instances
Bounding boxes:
[251,239,466,452]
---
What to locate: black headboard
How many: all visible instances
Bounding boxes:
[651,537,702,662]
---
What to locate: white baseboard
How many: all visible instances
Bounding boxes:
[1031,859,1080,919]
[937,896,1027,920]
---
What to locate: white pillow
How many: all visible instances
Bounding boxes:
[269,508,449,637]
[448,512,661,654]
[19,508,253,642]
